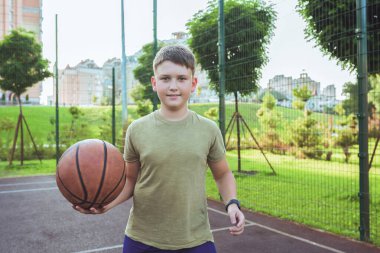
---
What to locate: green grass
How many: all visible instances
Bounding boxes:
[206,149,380,245]
[0,159,56,178]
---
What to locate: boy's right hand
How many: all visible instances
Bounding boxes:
[72,205,110,215]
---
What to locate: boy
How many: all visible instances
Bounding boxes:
[74,45,245,252]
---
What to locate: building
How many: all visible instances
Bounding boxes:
[293,72,320,96]
[0,0,43,104]
[54,60,103,106]
[322,84,336,99]
[268,74,293,99]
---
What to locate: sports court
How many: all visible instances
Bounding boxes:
[0,175,379,253]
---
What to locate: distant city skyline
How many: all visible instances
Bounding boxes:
[40,0,356,103]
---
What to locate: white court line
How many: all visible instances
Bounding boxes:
[71,224,258,253]
[0,181,56,187]
[207,207,346,253]
[73,209,345,253]
[73,245,123,253]
[0,187,58,194]
[1,183,345,253]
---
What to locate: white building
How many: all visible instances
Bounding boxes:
[54,60,103,106]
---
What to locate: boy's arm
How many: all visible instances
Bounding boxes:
[208,158,245,235]
[73,160,140,214]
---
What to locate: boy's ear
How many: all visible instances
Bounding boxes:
[191,77,198,93]
[151,76,157,91]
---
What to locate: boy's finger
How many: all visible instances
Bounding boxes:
[229,213,237,225]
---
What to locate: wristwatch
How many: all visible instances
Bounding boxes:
[225,199,241,212]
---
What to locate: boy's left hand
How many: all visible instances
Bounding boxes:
[227,204,245,235]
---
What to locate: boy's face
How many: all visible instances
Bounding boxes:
[151,61,197,112]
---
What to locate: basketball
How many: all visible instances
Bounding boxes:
[56,139,126,210]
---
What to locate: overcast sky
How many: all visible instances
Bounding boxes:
[41,0,356,101]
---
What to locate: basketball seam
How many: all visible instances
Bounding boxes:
[100,161,126,204]
[76,144,88,205]
[57,169,85,203]
[88,141,108,209]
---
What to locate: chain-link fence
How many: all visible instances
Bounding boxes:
[0,0,379,247]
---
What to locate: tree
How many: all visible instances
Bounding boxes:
[334,104,357,163]
[256,93,283,153]
[368,74,380,111]
[297,0,380,74]
[130,84,153,117]
[341,81,358,115]
[187,0,276,172]
[133,42,164,105]
[292,85,313,117]
[0,28,52,165]
[290,86,322,158]
[187,0,276,99]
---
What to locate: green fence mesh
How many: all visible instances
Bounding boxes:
[0,0,379,246]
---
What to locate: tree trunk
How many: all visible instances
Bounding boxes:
[18,95,24,165]
[234,91,241,172]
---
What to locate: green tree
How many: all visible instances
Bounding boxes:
[291,117,322,159]
[256,93,282,153]
[292,85,313,117]
[187,0,276,104]
[334,104,357,163]
[130,84,153,117]
[341,81,358,115]
[133,42,164,105]
[368,74,380,111]
[297,0,380,74]
[0,28,52,164]
[290,86,321,158]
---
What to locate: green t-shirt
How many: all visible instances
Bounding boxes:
[123,110,226,250]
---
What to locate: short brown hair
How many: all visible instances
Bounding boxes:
[153,45,195,75]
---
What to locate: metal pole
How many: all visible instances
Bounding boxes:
[55,14,60,164]
[356,0,370,241]
[218,0,226,144]
[112,67,116,146]
[152,0,158,111]
[121,0,128,129]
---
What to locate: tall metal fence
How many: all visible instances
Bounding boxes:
[0,0,379,247]
[143,0,377,245]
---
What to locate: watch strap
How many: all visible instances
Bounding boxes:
[225,199,241,212]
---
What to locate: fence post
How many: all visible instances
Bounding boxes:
[112,67,116,146]
[121,0,128,129]
[152,0,158,111]
[218,0,226,144]
[356,0,370,242]
[55,14,60,164]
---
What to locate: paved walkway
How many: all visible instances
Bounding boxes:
[0,175,379,253]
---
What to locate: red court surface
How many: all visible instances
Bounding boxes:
[0,175,379,253]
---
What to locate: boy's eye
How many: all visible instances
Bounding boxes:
[178,77,187,81]
[160,77,170,81]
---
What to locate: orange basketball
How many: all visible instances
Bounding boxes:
[56,139,126,210]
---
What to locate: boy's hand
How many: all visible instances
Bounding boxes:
[72,205,109,215]
[227,204,245,235]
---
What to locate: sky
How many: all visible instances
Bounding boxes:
[41,0,356,101]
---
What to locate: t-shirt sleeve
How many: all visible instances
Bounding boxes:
[207,125,226,162]
[124,123,139,162]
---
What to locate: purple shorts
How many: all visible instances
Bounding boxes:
[123,235,217,253]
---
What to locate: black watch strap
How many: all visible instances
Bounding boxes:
[225,199,241,212]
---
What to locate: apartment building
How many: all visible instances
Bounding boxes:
[0,0,43,104]
[54,60,103,106]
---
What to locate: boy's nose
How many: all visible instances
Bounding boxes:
[168,80,178,90]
